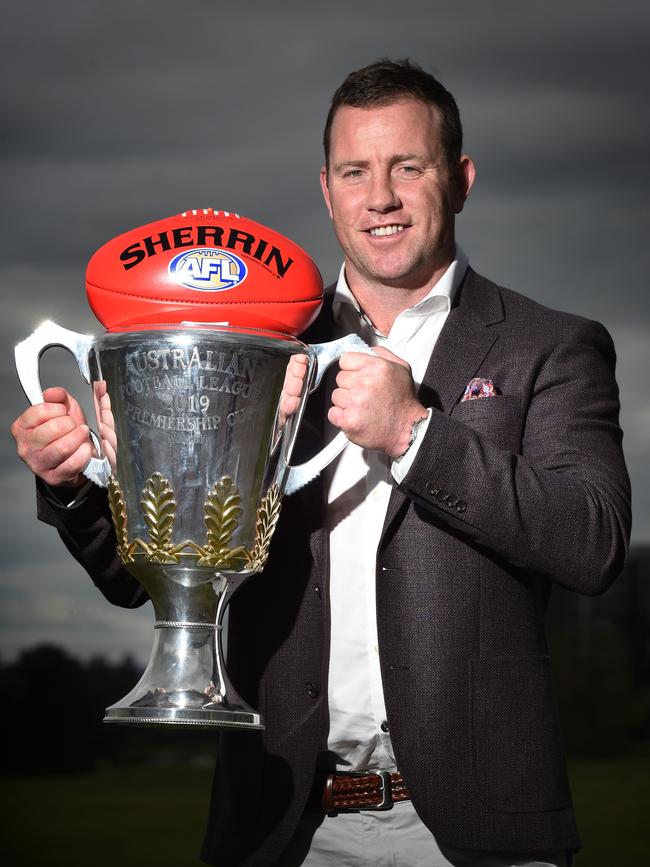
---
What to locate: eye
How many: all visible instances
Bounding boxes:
[342,168,364,179]
[396,164,422,177]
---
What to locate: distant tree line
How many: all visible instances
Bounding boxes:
[2,548,649,775]
[0,646,219,774]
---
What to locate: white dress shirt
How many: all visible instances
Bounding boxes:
[324,247,469,772]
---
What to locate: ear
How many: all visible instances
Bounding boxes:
[454,155,476,214]
[320,165,333,218]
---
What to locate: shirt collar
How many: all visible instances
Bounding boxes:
[332,245,469,328]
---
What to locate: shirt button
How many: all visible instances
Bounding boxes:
[306,682,320,699]
[380,720,390,733]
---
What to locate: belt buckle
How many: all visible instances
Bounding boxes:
[352,769,393,811]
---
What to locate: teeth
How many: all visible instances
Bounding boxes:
[370,225,405,237]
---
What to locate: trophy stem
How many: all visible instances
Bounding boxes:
[103,571,263,729]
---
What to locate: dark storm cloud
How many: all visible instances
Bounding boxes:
[2,0,648,660]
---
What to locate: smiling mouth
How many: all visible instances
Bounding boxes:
[368,224,407,237]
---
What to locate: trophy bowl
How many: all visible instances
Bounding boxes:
[15,320,369,729]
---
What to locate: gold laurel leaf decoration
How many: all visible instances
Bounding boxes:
[249,485,282,572]
[206,477,242,551]
[107,476,133,564]
[140,472,178,563]
[199,476,244,567]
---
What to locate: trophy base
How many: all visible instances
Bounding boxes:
[103,705,263,730]
[101,613,265,730]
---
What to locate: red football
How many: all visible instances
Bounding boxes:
[86,208,324,335]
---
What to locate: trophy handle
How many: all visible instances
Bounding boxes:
[284,334,373,495]
[14,320,112,488]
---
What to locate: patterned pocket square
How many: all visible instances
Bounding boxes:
[461,377,498,401]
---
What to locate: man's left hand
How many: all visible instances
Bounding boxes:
[328,347,428,458]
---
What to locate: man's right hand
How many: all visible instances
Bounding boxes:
[11,386,94,488]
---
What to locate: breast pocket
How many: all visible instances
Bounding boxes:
[451,395,523,452]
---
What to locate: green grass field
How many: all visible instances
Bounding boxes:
[1,756,648,866]
[569,754,650,866]
[0,764,212,867]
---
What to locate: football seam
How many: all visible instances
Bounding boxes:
[86,283,322,306]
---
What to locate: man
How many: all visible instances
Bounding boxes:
[12,60,631,867]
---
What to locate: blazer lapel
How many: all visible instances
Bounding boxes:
[381,268,505,535]
[419,268,504,413]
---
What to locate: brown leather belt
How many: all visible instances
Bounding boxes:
[316,770,410,812]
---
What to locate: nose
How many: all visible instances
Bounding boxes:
[366,170,401,213]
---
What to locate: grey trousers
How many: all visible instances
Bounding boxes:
[278,800,572,867]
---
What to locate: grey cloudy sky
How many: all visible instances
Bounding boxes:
[2,0,649,662]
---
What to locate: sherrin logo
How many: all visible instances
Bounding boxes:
[168,248,248,292]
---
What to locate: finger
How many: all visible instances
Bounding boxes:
[330,387,353,409]
[43,386,88,427]
[327,404,362,434]
[283,373,306,398]
[288,353,309,369]
[37,425,93,472]
[282,355,308,389]
[42,386,73,405]
[99,405,116,433]
[336,368,374,391]
[327,404,344,430]
[11,402,68,438]
[371,346,411,369]
[43,440,95,487]
[285,355,309,379]
[279,394,302,421]
[93,380,108,399]
[63,393,88,427]
[26,414,80,451]
[337,351,377,371]
[101,437,117,471]
[285,356,309,387]
[99,420,117,454]
[279,356,310,427]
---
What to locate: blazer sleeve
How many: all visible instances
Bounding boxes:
[398,319,631,595]
[36,477,147,608]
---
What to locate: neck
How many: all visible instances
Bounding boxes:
[346,260,453,335]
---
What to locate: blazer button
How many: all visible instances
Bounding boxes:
[380,720,390,733]
[313,585,322,599]
[306,682,319,699]
[456,500,467,513]
[435,489,447,502]
[445,494,458,508]
[425,482,440,497]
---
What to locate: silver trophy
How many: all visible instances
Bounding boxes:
[15,321,369,729]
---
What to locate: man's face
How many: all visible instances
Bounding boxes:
[320,98,475,297]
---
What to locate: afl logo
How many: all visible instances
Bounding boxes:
[168,248,248,292]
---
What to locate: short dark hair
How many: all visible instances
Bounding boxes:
[323,58,463,169]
